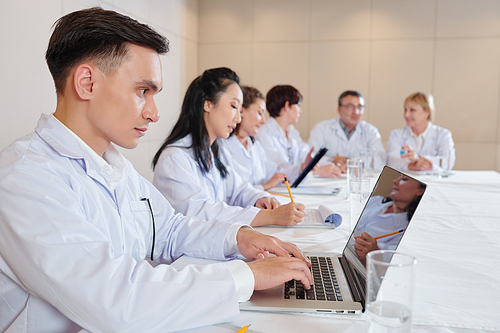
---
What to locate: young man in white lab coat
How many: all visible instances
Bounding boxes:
[0,7,312,332]
[308,90,386,172]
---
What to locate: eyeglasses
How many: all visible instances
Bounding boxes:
[340,104,365,113]
[141,197,156,260]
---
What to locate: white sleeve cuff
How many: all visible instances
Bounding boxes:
[223,260,255,302]
[254,184,264,191]
[224,224,253,256]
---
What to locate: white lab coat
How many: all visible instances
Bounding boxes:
[308,118,386,170]
[347,196,409,253]
[222,135,278,191]
[153,135,271,224]
[386,122,456,172]
[254,117,310,183]
[0,114,251,333]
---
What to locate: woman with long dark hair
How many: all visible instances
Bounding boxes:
[152,68,305,227]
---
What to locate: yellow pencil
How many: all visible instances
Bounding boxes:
[267,191,290,197]
[236,324,250,333]
[284,176,294,202]
[374,229,405,240]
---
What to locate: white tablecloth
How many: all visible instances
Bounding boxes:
[181,171,500,333]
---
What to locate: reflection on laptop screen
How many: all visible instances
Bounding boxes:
[343,166,427,276]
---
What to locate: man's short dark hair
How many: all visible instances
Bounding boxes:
[46,7,169,94]
[338,90,364,106]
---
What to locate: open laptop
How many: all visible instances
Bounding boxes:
[239,165,427,314]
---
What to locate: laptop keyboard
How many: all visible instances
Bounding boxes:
[284,256,343,301]
[355,266,366,293]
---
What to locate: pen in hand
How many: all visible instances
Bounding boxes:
[284,176,294,202]
[374,229,405,240]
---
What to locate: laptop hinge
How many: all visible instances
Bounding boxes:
[339,256,364,310]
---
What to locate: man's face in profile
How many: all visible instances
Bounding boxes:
[87,44,163,151]
[338,95,364,131]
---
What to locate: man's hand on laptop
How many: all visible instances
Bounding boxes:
[236,227,312,290]
[247,256,313,290]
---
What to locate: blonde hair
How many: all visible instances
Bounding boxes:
[404,92,435,121]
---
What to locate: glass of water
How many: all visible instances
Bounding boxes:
[346,158,363,199]
[366,251,417,333]
[349,178,370,232]
[438,151,451,178]
[364,147,377,176]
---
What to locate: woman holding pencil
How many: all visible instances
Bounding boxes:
[152,67,305,227]
[351,174,426,262]
[222,86,286,191]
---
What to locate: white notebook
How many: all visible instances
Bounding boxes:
[278,205,342,229]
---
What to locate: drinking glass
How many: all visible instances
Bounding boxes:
[438,151,451,178]
[346,158,363,199]
[366,251,417,333]
[349,178,370,232]
[364,147,377,176]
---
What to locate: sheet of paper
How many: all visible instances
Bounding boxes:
[292,204,342,228]
[270,186,341,196]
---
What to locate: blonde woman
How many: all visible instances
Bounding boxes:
[387,92,455,172]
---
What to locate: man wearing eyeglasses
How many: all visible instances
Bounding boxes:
[308,90,385,172]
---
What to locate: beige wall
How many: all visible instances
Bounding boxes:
[1,0,500,182]
[198,0,500,172]
[0,0,199,182]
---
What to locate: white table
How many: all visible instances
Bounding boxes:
[183,171,500,333]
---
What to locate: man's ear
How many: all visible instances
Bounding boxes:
[73,64,94,100]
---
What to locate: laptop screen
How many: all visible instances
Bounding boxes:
[343,166,427,277]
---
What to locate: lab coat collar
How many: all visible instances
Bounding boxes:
[35,113,85,160]
[35,114,127,191]
[267,117,293,148]
[172,134,222,180]
[329,118,348,142]
[339,119,357,139]
[174,134,223,199]
[227,134,253,154]
[402,122,435,154]
[174,134,192,147]
[417,122,436,153]
[172,135,198,160]
[410,122,430,140]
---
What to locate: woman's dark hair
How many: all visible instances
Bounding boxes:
[152,67,240,178]
[266,85,303,118]
[46,7,169,94]
[232,86,265,137]
[382,182,427,220]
